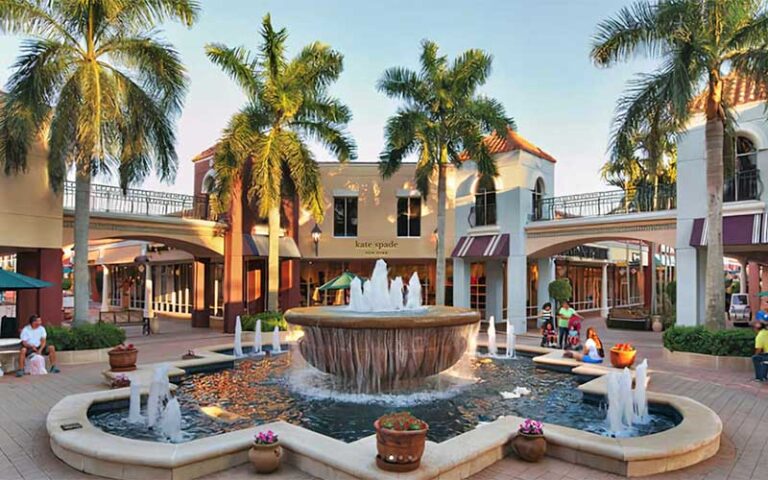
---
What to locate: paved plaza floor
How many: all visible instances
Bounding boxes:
[0,316,766,480]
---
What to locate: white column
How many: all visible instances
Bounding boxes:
[676,246,698,326]
[100,265,110,312]
[506,255,528,334]
[536,257,555,307]
[143,263,154,319]
[485,261,504,323]
[452,258,471,308]
[601,263,609,318]
[739,261,747,294]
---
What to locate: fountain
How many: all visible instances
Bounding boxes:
[272,326,282,354]
[487,317,497,356]
[158,397,183,442]
[606,372,624,434]
[633,359,649,423]
[285,259,480,392]
[252,319,263,356]
[233,316,243,358]
[128,381,143,424]
[620,368,634,427]
[147,364,170,428]
[505,321,516,359]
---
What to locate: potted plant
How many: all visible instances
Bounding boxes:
[375,412,428,472]
[248,430,282,473]
[108,343,138,372]
[511,419,546,462]
[610,343,637,368]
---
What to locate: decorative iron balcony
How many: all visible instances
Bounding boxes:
[533,184,676,221]
[724,168,762,203]
[63,181,213,221]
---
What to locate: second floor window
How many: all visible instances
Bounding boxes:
[397,197,421,237]
[334,196,358,237]
[475,176,497,226]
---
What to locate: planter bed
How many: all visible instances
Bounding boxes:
[57,347,113,366]
[662,348,752,372]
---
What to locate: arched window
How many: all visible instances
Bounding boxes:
[201,169,216,194]
[532,177,545,219]
[724,135,760,202]
[474,176,496,226]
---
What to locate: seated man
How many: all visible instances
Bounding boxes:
[751,320,768,382]
[16,314,59,377]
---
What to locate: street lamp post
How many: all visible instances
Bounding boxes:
[311,224,322,257]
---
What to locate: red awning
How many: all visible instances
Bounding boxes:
[451,234,510,258]
[689,214,763,246]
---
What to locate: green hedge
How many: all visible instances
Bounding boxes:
[662,326,754,357]
[240,311,287,332]
[46,323,126,351]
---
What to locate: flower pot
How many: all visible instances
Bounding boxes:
[651,315,663,332]
[248,442,282,473]
[374,419,428,472]
[610,348,637,368]
[108,349,138,372]
[512,432,547,462]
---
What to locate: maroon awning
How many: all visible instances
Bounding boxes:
[689,214,763,246]
[451,234,510,258]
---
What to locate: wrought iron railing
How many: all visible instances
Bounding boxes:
[533,185,676,221]
[724,168,762,203]
[63,181,212,220]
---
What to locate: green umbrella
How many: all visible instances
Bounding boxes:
[318,272,361,291]
[0,269,52,290]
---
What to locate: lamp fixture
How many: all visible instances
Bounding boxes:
[311,224,322,257]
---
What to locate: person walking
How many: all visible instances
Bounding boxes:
[557,300,577,350]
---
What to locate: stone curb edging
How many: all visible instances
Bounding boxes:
[662,347,753,373]
[47,340,722,479]
[56,347,113,366]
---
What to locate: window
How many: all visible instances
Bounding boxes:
[397,197,421,237]
[724,135,760,202]
[334,196,358,237]
[532,177,545,219]
[474,176,497,226]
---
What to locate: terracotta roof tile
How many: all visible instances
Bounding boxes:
[460,127,556,163]
[690,74,768,113]
[192,145,217,162]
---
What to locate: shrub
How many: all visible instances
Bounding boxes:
[378,412,426,431]
[663,326,754,357]
[665,281,676,305]
[240,311,287,332]
[46,323,126,351]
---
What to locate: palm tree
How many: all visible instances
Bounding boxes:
[378,40,513,305]
[0,0,199,325]
[592,0,768,329]
[206,15,356,312]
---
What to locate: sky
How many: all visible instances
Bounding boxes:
[0,0,659,196]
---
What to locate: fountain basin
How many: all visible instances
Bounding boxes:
[285,306,480,391]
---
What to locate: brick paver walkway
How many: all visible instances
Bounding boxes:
[0,316,766,480]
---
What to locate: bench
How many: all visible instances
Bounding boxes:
[0,338,21,373]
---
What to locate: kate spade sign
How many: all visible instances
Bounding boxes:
[355,240,399,256]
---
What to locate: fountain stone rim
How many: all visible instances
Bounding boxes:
[284,305,480,329]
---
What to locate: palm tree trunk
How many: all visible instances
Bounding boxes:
[435,163,447,305]
[73,168,92,325]
[704,75,725,330]
[267,204,280,311]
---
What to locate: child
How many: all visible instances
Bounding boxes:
[537,302,553,329]
[541,320,558,348]
[566,314,582,351]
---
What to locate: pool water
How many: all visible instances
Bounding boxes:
[88,353,679,444]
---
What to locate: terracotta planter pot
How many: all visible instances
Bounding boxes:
[248,442,282,473]
[374,419,428,472]
[512,432,546,462]
[610,348,637,368]
[651,315,663,332]
[108,349,137,372]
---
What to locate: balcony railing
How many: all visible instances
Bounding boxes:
[63,181,213,220]
[533,185,676,221]
[724,168,762,203]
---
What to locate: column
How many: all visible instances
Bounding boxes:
[143,263,153,319]
[506,255,528,334]
[223,182,245,333]
[100,265,110,312]
[191,258,212,328]
[452,258,471,308]
[601,263,609,318]
[747,261,760,316]
[485,261,504,323]
[740,262,748,294]
[536,257,555,307]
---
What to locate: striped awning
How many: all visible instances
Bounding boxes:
[689,214,763,246]
[243,235,302,258]
[451,234,510,258]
